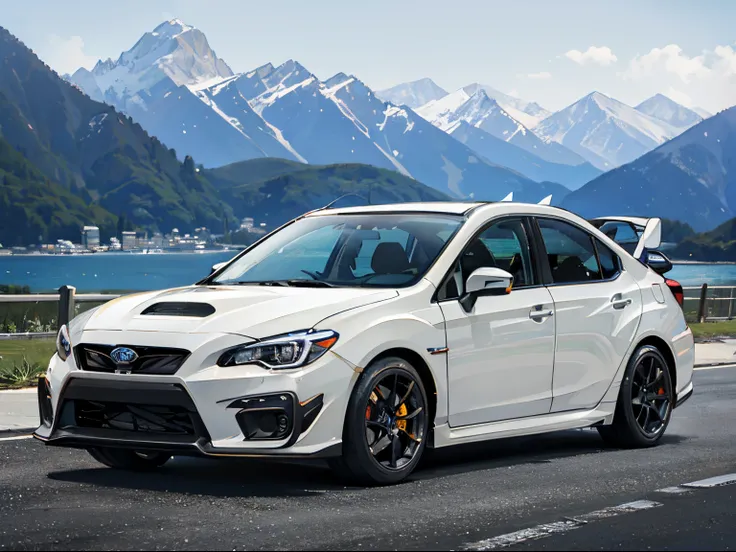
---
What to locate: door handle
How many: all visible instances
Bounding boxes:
[611,295,633,309]
[529,309,554,320]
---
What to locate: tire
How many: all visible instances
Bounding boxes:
[329,356,430,486]
[88,447,171,471]
[598,345,674,448]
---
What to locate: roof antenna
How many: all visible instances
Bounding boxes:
[501,192,513,202]
[538,195,552,205]
[319,192,368,211]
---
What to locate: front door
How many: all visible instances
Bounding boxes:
[534,217,643,413]
[438,217,556,427]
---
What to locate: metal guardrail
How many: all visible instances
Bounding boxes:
[683,284,736,323]
[0,285,120,339]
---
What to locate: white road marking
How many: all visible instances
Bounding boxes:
[682,473,736,488]
[655,486,691,494]
[0,434,33,442]
[461,500,661,551]
[694,364,736,371]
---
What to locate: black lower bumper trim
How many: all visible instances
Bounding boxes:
[33,430,342,459]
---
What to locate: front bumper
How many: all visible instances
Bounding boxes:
[34,330,357,458]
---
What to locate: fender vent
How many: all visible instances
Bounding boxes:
[141,302,215,317]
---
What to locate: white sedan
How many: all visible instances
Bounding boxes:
[35,202,695,485]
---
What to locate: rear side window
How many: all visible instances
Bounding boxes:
[597,221,639,255]
[537,218,601,284]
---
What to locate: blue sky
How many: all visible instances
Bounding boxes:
[4,0,735,112]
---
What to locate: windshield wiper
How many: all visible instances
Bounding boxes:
[285,279,336,288]
[232,280,336,288]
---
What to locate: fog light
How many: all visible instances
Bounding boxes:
[231,394,294,441]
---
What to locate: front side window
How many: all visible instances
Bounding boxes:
[438,218,535,300]
[537,218,602,284]
[211,213,464,288]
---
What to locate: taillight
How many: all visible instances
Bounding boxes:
[665,278,684,307]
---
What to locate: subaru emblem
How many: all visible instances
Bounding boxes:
[110,347,138,365]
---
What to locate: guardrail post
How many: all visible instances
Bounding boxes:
[697,283,708,323]
[58,285,76,330]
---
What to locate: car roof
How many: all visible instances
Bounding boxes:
[306,201,484,216]
[306,201,580,220]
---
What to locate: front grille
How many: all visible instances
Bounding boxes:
[73,400,197,436]
[75,344,190,375]
[56,380,210,444]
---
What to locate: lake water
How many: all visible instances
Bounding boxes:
[1,252,735,293]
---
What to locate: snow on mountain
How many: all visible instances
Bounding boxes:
[463,83,551,128]
[318,74,567,201]
[68,20,300,166]
[70,19,233,112]
[375,78,448,109]
[449,121,601,190]
[635,93,703,129]
[535,92,681,170]
[417,88,586,167]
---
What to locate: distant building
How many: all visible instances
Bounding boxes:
[121,231,137,251]
[240,217,254,230]
[81,226,100,250]
[109,237,122,251]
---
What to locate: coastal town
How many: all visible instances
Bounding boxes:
[0,217,267,255]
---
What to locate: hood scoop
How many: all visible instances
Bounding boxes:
[140,302,216,317]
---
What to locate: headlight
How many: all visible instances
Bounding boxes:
[56,325,72,361]
[218,330,339,370]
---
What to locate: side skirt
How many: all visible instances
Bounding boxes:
[432,404,616,448]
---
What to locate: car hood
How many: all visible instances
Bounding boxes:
[82,285,398,339]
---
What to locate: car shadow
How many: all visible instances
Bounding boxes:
[47,429,688,498]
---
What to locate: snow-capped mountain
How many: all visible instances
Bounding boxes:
[67,20,567,201]
[635,93,703,129]
[563,106,736,232]
[376,78,448,109]
[417,88,586,167]
[317,73,566,201]
[462,83,551,129]
[535,92,681,170]
[70,19,233,111]
[449,121,601,190]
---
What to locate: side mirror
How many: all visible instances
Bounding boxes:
[645,250,672,275]
[210,262,227,275]
[460,267,513,312]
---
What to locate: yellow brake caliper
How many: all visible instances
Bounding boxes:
[396,403,408,432]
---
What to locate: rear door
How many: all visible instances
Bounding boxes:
[533,217,643,413]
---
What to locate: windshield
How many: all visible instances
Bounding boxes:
[211,213,464,288]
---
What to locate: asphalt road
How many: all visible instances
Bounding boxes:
[1,366,735,551]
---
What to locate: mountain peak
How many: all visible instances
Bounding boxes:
[635,93,703,129]
[376,78,448,108]
[152,19,194,37]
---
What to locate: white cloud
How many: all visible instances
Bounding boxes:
[622,43,736,112]
[625,44,709,83]
[565,46,618,66]
[527,71,552,80]
[46,35,97,74]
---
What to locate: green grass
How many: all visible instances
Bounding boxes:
[0,339,54,372]
[0,339,53,388]
[689,321,736,339]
